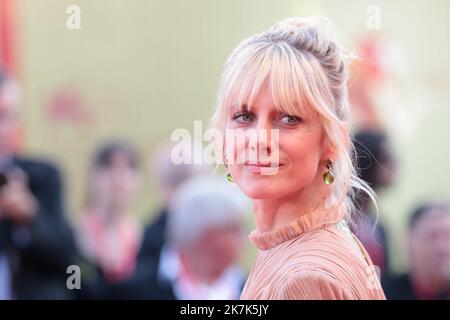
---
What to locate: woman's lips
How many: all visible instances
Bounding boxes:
[242,162,283,174]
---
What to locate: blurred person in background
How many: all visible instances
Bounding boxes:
[114,175,249,299]
[385,200,450,300]
[75,141,143,297]
[137,143,206,271]
[0,69,76,299]
[353,130,397,284]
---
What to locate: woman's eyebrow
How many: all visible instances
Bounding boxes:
[240,104,249,111]
[231,103,249,113]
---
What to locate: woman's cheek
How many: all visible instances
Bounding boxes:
[225,136,247,166]
[282,137,320,174]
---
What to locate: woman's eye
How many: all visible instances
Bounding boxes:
[280,115,301,125]
[233,112,254,123]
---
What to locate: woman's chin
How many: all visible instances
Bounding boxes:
[237,183,285,200]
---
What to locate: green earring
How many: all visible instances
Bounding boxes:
[322,159,335,185]
[226,172,234,183]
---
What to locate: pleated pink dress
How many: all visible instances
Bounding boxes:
[240,208,386,300]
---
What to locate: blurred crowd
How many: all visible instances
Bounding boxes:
[0,69,251,299]
[0,44,449,300]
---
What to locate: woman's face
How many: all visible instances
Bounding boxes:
[91,151,141,211]
[224,81,330,200]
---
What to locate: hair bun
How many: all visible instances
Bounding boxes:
[270,16,337,41]
[268,16,348,78]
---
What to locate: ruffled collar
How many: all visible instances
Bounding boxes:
[248,207,345,250]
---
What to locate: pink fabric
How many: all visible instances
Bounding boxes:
[79,210,141,283]
[241,208,386,300]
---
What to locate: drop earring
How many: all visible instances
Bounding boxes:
[223,152,234,183]
[322,159,335,185]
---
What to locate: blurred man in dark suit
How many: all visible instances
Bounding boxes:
[0,70,76,299]
[111,175,249,299]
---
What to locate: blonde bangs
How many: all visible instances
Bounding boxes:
[221,43,272,115]
[218,42,334,124]
[268,42,322,120]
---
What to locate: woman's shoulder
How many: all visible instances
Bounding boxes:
[272,226,385,299]
[290,225,360,259]
[275,268,353,299]
[279,226,371,279]
[246,225,386,300]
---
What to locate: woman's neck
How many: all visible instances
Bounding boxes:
[252,175,330,232]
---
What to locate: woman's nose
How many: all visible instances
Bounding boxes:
[252,118,272,156]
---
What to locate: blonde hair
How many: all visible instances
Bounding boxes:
[210,17,378,222]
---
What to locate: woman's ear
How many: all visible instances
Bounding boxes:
[321,123,349,160]
[321,139,335,161]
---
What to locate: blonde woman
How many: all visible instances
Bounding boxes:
[210,17,386,300]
